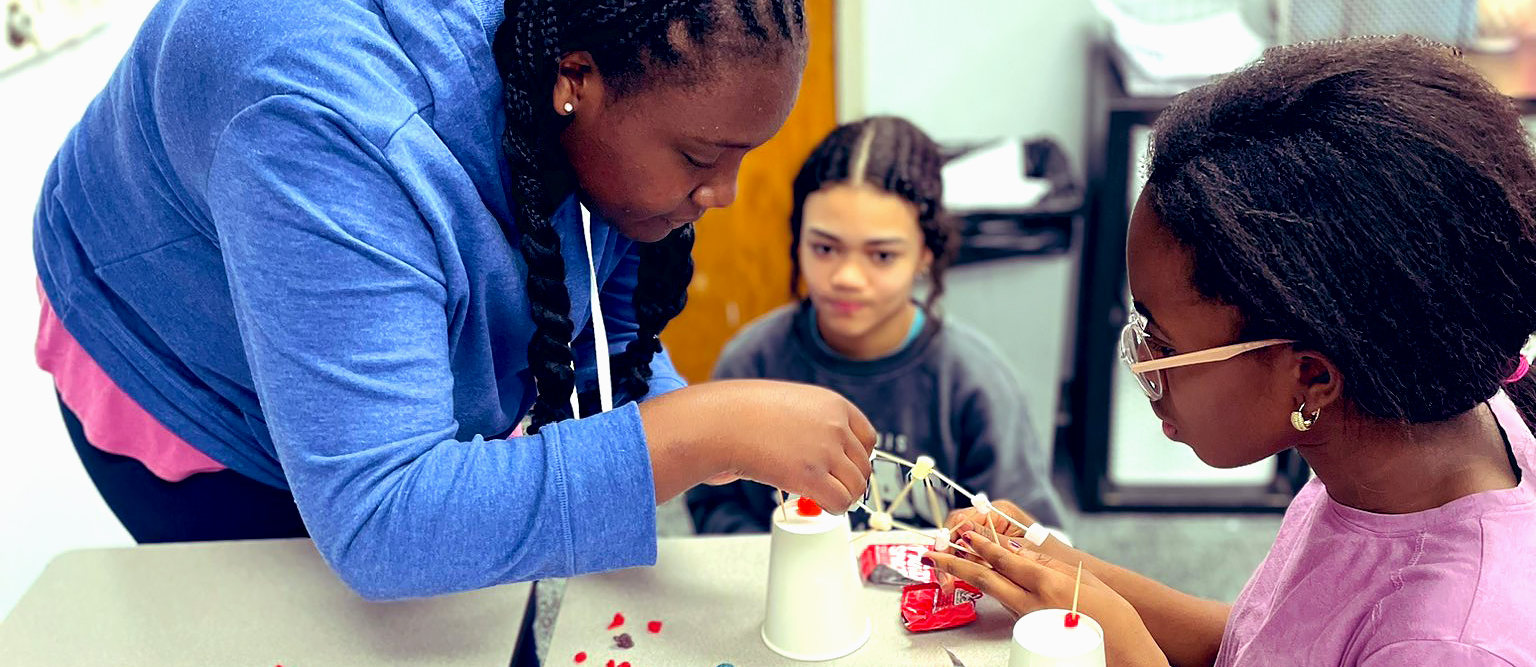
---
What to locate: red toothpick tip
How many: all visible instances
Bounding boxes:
[647,620,663,633]
[1064,612,1080,628]
[795,497,822,516]
[607,612,625,629]
[574,652,587,663]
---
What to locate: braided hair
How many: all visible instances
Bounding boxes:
[1145,36,1536,425]
[492,0,806,432]
[788,116,957,307]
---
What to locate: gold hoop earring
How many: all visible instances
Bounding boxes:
[1291,402,1320,432]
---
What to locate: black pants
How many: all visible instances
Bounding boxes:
[60,395,308,543]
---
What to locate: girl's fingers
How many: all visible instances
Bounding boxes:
[962,531,1074,603]
[924,550,1041,617]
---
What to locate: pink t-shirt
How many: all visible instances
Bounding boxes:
[1216,392,1536,666]
[36,284,226,481]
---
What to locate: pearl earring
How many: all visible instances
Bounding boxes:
[562,102,574,114]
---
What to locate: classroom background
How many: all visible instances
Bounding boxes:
[4,0,1533,636]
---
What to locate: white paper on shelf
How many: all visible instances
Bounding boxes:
[941,139,1051,212]
[1092,0,1266,88]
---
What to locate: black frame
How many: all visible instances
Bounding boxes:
[1061,45,1312,512]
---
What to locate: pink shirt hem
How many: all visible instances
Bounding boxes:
[36,282,225,482]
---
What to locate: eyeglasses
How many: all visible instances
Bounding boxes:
[1118,310,1295,401]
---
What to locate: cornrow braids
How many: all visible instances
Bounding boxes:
[788,116,956,307]
[493,0,806,433]
[1145,36,1536,425]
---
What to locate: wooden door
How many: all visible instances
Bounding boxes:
[660,0,837,382]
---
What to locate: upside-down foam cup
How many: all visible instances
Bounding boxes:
[761,497,872,661]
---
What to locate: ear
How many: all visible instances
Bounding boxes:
[1293,349,1344,414]
[552,51,605,116]
[918,246,934,277]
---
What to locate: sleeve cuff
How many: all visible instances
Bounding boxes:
[541,401,658,575]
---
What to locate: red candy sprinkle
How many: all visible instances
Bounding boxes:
[1064,612,1081,628]
[795,497,822,516]
[647,621,663,633]
[606,660,615,667]
[574,652,587,663]
[619,663,632,667]
[607,612,625,629]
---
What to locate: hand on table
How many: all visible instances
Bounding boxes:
[925,530,1167,667]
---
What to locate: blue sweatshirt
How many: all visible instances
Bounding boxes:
[31,0,683,599]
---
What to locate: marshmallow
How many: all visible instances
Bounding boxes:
[1024,522,1051,546]
[972,492,994,514]
[911,455,936,480]
[868,512,894,532]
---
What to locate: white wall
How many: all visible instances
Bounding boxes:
[834,1,1105,453]
[0,1,152,619]
[837,0,1103,173]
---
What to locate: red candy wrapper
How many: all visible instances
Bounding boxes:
[899,581,983,632]
[859,544,936,586]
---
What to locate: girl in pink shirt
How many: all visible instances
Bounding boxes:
[931,37,1536,666]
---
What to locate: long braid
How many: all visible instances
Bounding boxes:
[612,226,697,401]
[493,0,806,432]
[496,0,574,431]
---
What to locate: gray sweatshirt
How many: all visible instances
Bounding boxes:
[687,302,1067,534]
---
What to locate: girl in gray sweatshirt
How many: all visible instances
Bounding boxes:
[688,116,1067,534]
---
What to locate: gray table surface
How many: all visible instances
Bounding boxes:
[0,538,532,667]
[548,534,1014,667]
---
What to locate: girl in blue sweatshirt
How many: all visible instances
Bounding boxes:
[31,0,875,600]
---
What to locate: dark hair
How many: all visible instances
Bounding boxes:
[492,0,806,432]
[1146,36,1536,425]
[788,115,957,308]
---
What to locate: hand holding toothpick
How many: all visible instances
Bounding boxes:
[926,534,1168,663]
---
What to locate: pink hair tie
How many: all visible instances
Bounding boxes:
[1506,356,1531,384]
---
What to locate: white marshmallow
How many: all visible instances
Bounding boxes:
[972,492,994,514]
[868,512,894,532]
[1024,522,1051,546]
[911,455,936,480]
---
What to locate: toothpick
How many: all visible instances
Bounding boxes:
[886,475,920,516]
[951,542,981,558]
[981,506,1033,537]
[1071,561,1083,618]
[869,464,885,514]
[928,470,973,502]
[892,520,941,543]
[924,479,944,528]
[986,512,999,545]
[780,489,789,522]
[872,449,917,468]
